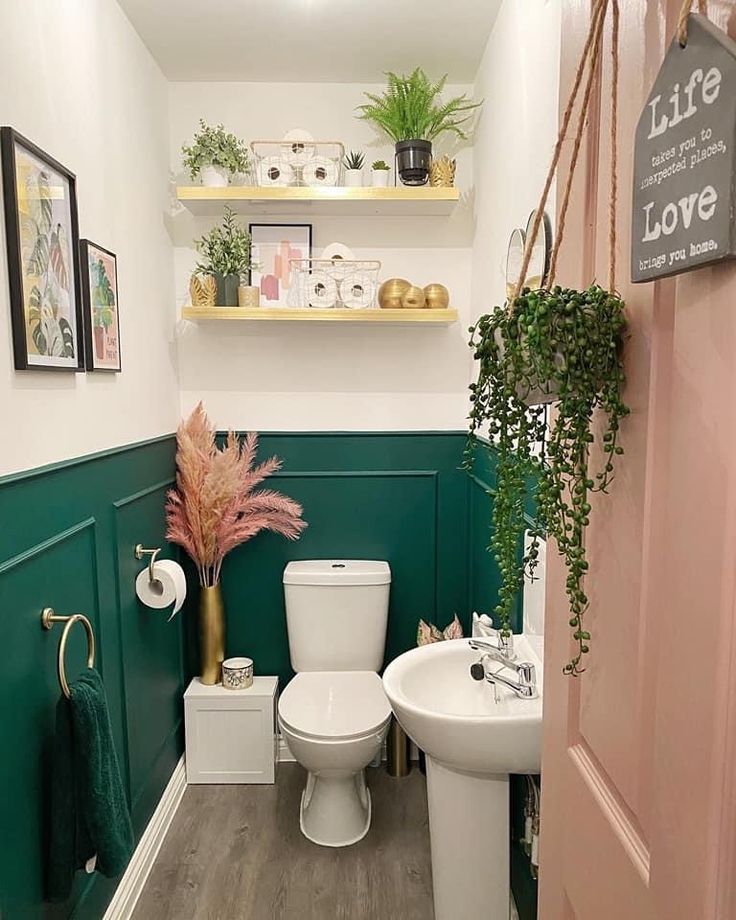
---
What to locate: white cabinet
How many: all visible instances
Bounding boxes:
[184,677,278,784]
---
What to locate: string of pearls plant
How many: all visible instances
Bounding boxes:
[466,283,629,675]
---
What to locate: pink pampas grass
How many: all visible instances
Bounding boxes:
[165,403,306,587]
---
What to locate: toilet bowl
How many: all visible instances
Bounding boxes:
[279,670,391,847]
[281,559,392,846]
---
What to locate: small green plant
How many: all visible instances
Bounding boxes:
[466,284,629,676]
[343,150,365,170]
[358,69,481,143]
[371,159,390,171]
[181,120,250,181]
[194,205,252,278]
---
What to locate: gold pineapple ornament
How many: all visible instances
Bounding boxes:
[190,273,217,308]
[429,156,456,188]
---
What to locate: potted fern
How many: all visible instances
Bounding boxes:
[371,159,390,188]
[181,119,250,187]
[194,205,252,306]
[343,149,365,187]
[358,69,480,186]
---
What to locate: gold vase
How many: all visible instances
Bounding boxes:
[199,584,225,685]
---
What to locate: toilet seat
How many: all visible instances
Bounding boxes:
[279,671,391,742]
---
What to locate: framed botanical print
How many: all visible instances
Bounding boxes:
[0,127,84,371]
[80,240,121,372]
[249,223,312,306]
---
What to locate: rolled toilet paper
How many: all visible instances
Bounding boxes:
[257,155,293,187]
[135,559,187,621]
[307,271,338,308]
[302,155,339,187]
[340,271,377,308]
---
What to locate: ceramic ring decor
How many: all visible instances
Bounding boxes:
[505,226,526,300]
[222,656,254,690]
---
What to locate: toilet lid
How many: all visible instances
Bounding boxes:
[279,671,391,741]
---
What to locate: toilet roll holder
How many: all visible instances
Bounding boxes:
[134,544,161,584]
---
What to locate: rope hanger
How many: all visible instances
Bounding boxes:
[512,0,619,303]
[678,0,707,46]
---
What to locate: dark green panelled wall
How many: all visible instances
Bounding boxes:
[0,431,512,920]
[0,436,184,920]
[199,432,493,686]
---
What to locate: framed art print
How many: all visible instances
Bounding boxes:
[249,223,312,306]
[80,240,121,372]
[0,127,83,370]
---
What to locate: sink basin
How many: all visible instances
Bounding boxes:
[383,635,543,773]
[382,635,544,920]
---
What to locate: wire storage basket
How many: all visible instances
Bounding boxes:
[251,140,345,188]
[288,259,382,309]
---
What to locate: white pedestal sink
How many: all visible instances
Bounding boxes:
[382,636,543,920]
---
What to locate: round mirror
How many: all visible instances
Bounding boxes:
[523,210,552,290]
[505,227,526,300]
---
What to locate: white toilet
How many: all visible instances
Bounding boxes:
[278,560,392,847]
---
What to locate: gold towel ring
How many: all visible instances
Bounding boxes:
[41,607,95,699]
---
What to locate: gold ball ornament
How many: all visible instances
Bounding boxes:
[401,285,427,309]
[423,283,450,310]
[378,278,411,309]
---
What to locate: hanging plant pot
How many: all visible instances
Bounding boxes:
[214,273,240,306]
[395,139,432,186]
[466,0,629,678]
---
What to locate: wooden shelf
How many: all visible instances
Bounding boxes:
[176,185,460,217]
[182,306,458,325]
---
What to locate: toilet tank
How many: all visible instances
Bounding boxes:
[283,560,391,672]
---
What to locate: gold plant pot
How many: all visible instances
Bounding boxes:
[423,283,450,310]
[199,584,226,685]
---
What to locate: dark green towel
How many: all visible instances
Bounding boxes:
[47,668,134,902]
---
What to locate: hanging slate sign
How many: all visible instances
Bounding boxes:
[631,14,736,282]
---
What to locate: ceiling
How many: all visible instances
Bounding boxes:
[117,0,501,83]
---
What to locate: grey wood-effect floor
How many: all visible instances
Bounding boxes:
[132,763,434,920]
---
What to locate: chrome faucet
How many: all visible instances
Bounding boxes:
[471,612,516,660]
[468,638,538,700]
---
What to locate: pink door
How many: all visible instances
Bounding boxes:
[539,2,736,918]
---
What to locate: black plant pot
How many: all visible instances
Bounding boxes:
[215,273,240,306]
[395,139,432,186]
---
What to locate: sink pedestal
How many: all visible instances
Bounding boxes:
[426,756,510,920]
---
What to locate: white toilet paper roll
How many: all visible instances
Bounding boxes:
[339,271,377,308]
[302,155,339,187]
[136,559,187,621]
[282,128,315,166]
[257,156,293,187]
[307,271,338,308]
[320,242,355,263]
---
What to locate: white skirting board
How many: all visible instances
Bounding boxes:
[103,755,187,920]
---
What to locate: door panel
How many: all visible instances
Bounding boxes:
[539,2,736,918]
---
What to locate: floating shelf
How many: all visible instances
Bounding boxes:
[182,306,458,325]
[176,185,460,217]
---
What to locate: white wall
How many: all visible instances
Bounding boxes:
[0,0,179,476]
[471,0,561,321]
[168,81,475,431]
